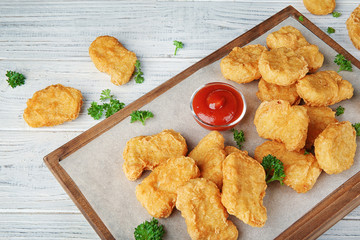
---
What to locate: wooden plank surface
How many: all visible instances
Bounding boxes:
[1,1,360,239]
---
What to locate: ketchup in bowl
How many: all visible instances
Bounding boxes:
[190,82,247,131]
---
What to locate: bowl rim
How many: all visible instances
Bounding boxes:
[190,81,247,128]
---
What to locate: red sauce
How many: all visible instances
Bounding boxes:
[192,83,244,128]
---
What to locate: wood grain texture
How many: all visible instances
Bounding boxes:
[1,1,360,239]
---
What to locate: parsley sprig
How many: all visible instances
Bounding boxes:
[231,129,245,149]
[335,106,345,116]
[6,71,26,88]
[173,40,184,55]
[87,89,125,120]
[130,110,154,125]
[261,154,286,185]
[298,16,304,22]
[134,60,144,84]
[327,27,335,34]
[353,123,360,136]
[134,218,165,240]
[332,11,342,18]
[334,54,352,72]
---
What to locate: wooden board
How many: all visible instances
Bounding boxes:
[44,5,360,240]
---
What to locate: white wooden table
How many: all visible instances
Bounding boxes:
[1,1,359,239]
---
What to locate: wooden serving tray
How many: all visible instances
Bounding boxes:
[44,5,360,240]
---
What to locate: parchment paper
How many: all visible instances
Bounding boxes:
[60,17,360,239]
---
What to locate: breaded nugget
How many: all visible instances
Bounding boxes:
[221,152,267,227]
[266,26,310,50]
[122,129,187,181]
[254,141,322,193]
[89,36,137,85]
[254,100,309,151]
[188,131,226,189]
[346,4,360,50]
[303,0,336,15]
[220,44,267,83]
[23,84,83,128]
[295,45,324,73]
[224,146,248,156]
[176,178,238,240]
[303,105,338,149]
[258,47,309,86]
[314,121,357,174]
[135,156,200,218]
[256,78,300,105]
[296,71,354,106]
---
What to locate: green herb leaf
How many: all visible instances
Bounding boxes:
[134,60,144,84]
[6,71,26,88]
[134,218,165,240]
[298,16,304,22]
[332,11,342,17]
[334,54,353,72]
[335,106,345,116]
[87,89,125,120]
[100,89,114,101]
[231,129,245,149]
[173,40,184,55]
[327,27,335,34]
[87,102,104,120]
[261,154,286,185]
[304,150,310,155]
[130,110,154,125]
[353,123,360,136]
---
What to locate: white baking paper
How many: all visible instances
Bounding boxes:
[60,17,360,239]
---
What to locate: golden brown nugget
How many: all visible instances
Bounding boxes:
[220,44,267,83]
[135,157,200,218]
[266,26,310,50]
[303,0,336,15]
[188,131,226,189]
[23,84,83,128]
[254,100,309,151]
[176,178,238,240]
[295,45,324,73]
[254,141,322,193]
[314,121,357,174]
[258,47,309,86]
[256,78,300,105]
[346,4,360,50]
[89,36,137,85]
[122,129,187,181]
[224,146,248,156]
[221,152,267,227]
[303,106,338,149]
[296,71,354,106]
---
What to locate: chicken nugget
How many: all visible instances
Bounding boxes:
[256,78,300,105]
[89,36,137,85]
[266,26,310,50]
[254,141,322,193]
[258,47,309,86]
[295,45,324,73]
[220,44,267,83]
[23,84,83,128]
[303,0,336,15]
[122,129,187,181]
[254,100,309,151]
[135,156,200,218]
[188,131,226,189]
[303,105,338,149]
[346,4,360,50]
[224,146,248,156]
[296,71,354,106]
[176,178,238,240]
[221,152,267,227]
[314,121,357,174]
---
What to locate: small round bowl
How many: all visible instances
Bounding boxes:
[190,82,247,131]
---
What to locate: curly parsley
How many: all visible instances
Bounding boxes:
[334,54,352,72]
[335,106,345,116]
[134,60,144,84]
[327,27,335,34]
[173,40,184,55]
[298,16,304,22]
[261,154,286,185]
[353,123,360,137]
[231,129,245,149]
[6,71,25,88]
[332,11,342,18]
[130,110,154,125]
[134,218,165,240]
[87,89,125,120]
